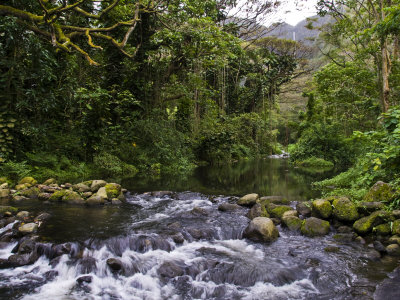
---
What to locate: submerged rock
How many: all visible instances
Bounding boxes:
[218,203,241,212]
[301,217,330,237]
[237,193,259,207]
[332,197,359,222]
[243,217,279,242]
[106,258,123,271]
[374,267,400,300]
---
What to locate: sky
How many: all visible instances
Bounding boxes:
[272,0,319,26]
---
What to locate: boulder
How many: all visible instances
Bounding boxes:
[104,183,121,199]
[386,244,400,256]
[34,213,51,222]
[111,199,122,205]
[282,210,298,219]
[258,196,289,205]
[332,197,359,222]
[218,203,241,212]
[72,183,91,193]
[237,193,259,207]
[246,203,264,219]
[49,189,69,202]
[15,184,29,191]
[12,195,28,202]
[0,183,8,189]
[364,181,393,202]
[301,217,330,237]
[61,190,85,205]
[18,223,38,234]
[18,177,37,187]
[296,202,312,217]
[312,199,332,219]
[16,211,29,220]
[38,193,52,201]
[43,178,57,185]
[374,223,391,236]
[243,217,279,242]
[91,180,107,192]
[356,202,384,214]
[268,205,292,219]
[158,261,184,279]
[19,187,40,199]
[389,235,400,245]
[353,210,390,234]
[282,216,302,231]
[0,189,10,198]
[96,187,108,199]
[106,258,123,271]
[86,195,105,206]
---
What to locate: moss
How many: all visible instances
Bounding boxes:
[0,177,8,184]
[15,183,29,190]
[49,189,69,202]
[374,223,391,236]
[19,187,40,198]
[283,216,302,231]
[43,178,57,185]
[353,210,391,234]
[82,180,93,187]
[301,217,330,237]
[269,205,292,219]
[332,197,359,222]
[260,205,270,218]
[312,199,332,219]
[62,190,84,204]
[0,205,18,214]
[364,181,393,202]
[392,220,400,235]
[104,183,121,199]
[18,177,37,186]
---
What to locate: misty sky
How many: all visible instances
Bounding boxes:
[273,0,318,25]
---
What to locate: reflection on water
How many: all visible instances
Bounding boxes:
[122,158,334,201]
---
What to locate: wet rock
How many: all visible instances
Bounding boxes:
[353,210,390,234]
[172,233,185,244]
[12,195,28,202]
[0,189,10,198]
[282,216,302,231]
[51,243,72,258]
[360,249,381,261]
[18,237,38,254]
[191,206,208,216]
[49,189,69,202]
[152,191,173,197]
[7,254,32,267]
[386,244,400,256]
[79,257,97,273]
[332,197,359,222]
[20,187,40,199]
[44,270,58,281]
[111,198,122,205]
[356,201,384,214]
[271,218,281,225]
[72,183,91,193]
[258,196,289,205]
[268,205,292,219]
[364,181,393,202]
[296,202,312,217]
[373,241,387,254]
[301,217,330,237]
[76,275,92,284]
[168,222,181,229]
[86,195,105,206]
[16,211,29,220]
[34,212,51,222]
[375,223,391,236]
[389,235,400,245]
[355,236,366,244]
[246,203,264,219]
[91,180,107,192]
[107,258,123,271]
[18,177,37,187]
[38,193,52,201]
[312,199,332,219]
[237,193,259,207]
[218,203,241,212]
[61,190,85,205]
[282,210,298,218]
[82,192,93,198]
[333,233,355,243]
[158,261,184,279]
[243,217,279,242]
[188,229,205,240]
[18,223,38,234]
[337,226,353,233]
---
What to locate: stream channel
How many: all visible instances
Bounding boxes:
[0,158,399,299]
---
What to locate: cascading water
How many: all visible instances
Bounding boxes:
[0,191,398,300]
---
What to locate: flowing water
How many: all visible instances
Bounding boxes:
[0,159,398,299]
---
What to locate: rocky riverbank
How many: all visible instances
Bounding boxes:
[0,177,127,206]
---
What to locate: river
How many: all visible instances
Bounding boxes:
[0,158,398,299]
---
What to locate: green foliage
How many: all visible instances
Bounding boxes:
[93,152,138,177]
[296,157,334,168]
[0,160,31,183]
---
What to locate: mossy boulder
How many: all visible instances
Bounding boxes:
[268,205,292,219]
[237,193,259,206]
[15,183,30,191]
[72,183,91,193]
[243,217,279,242]
[301,217,330,237]
[258,196,289,205]
[18,223,38,234]
[18,177,37,187]
[105,183,121,199]
[0,205,17,215]
[90,180,107,192]
[364,181,393,202]
[356,202,384,214]
[392,220,400,235]
[374,223,391,236]
[282,216,302,231]
[353,210,390,234]
[19,187,40,199]
[296,201,312,217]
[332,197,359,222]
[96,187,108,199]
[43,178,57,185]
[49,189,69,202]
[62,190,85,205]
[312,199,332,219]
[386,244,400,256]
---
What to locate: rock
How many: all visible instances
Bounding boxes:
[218,203,241,212]
[117,192,126,202]
[296,202,312,217]
[172,233,185,244]
[373,241,387,254]
[49,189,69,202]
[20,187,40,199]
[91,180,107,192]
[122,188,128,193]
[356,202,384,214]
[324,246,340,253]
[18,237,38,254]
[271,218,281,225]
[72,183,91,193]
[16,211,29,220]
[282,210,298,218]
[0,177,7,184]
[18,223,38,234]
[158,261,184,279]
[268,205,292,219]
[0,206,17,215]
[111,199,122,205]
[96,187,108,199]
[105,183,121,199]
[7,254,32,267]
[0,183,8,189]
[332,197,359,222]
[386,244,400,256]
[337,226,353,233]
[364,181,393,202]
[38,193,52,201]
[243,217,279,242]
[312,199,332,219]
[43,178,57,185]
[86,195,105,206]
[246,203,264,219]
[0,189,10,198]
[301,217,330,237]
[333,233,354,243]
[282,216,302,231]
[389,235,400,245]
[61,190,85,204]
[392,210,400,219]
[355,236,366,244]
[12,195,28,202]
[82,192,93,198]
[237,193,259,207]
[34,213,51,222]
[106,258,123,271]
[392,220,400,235]
[76,275,93,284]
[18,177,37,187]
[375,223,391,236]
[79,257,97,273]
[15,184,29,191]
[151,191,173,197]
[258,196,289,205]
[353,210,390,234]
[374,267,400,300]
